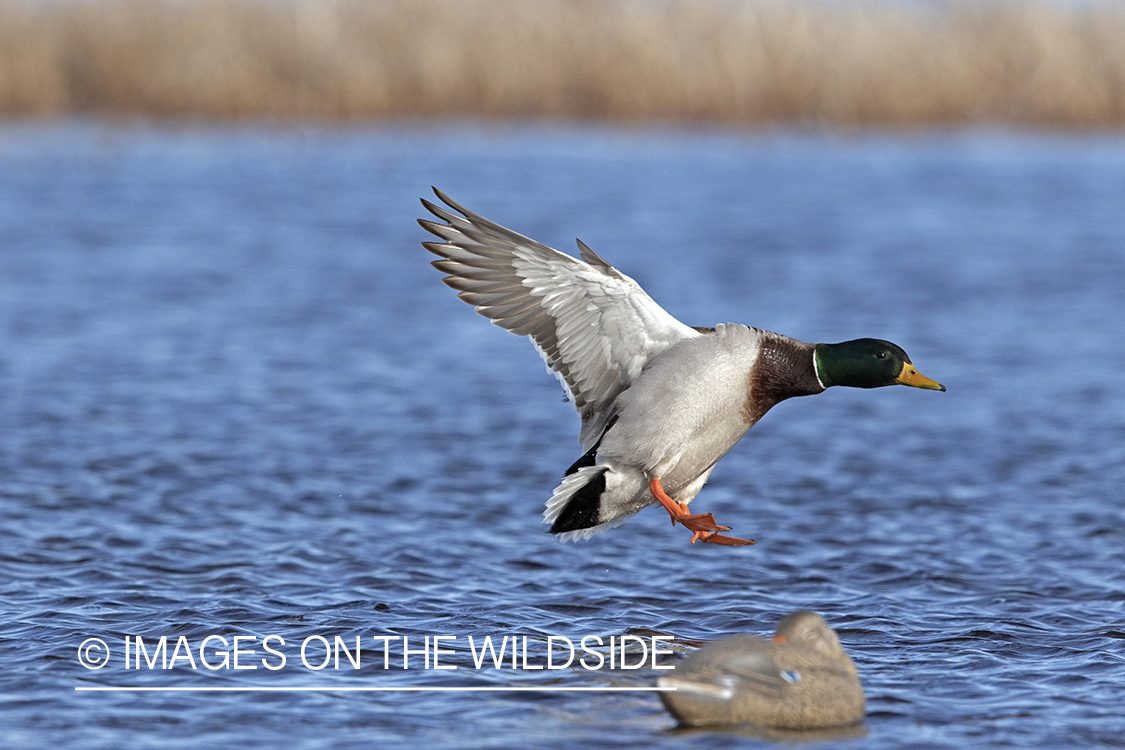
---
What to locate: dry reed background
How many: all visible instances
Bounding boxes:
[0,0,1123,127]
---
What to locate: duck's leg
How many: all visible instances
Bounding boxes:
[648,478,755,546]
[648,478,727,531]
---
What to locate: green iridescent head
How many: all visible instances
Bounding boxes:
[814,339,945,391]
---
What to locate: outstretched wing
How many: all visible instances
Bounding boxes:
[419,188,699,450]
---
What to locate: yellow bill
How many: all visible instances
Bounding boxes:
[896,362,946,391]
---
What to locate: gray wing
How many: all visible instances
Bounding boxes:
[420,188,699,450]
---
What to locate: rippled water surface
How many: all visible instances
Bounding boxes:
[2,124,1124,749]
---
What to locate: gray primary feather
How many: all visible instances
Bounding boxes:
[420,187,700,451]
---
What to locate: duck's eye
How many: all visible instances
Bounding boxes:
[875,351,888,360]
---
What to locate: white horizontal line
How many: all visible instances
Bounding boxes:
[75,686,675,692]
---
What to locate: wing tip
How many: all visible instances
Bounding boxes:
[427,186,470,219]
[576,239,617,275]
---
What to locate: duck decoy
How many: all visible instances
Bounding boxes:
[658,611,865,729]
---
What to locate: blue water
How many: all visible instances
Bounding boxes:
[1,123,1123,749]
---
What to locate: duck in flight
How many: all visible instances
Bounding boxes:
[419,188,945,546]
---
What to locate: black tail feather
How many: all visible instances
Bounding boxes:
[549,469,606,533]
[553,416,616,533]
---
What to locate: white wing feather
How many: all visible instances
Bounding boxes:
[420,188,699,449]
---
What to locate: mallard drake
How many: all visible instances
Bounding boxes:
[419,188,944,546]
[657,611,866,729]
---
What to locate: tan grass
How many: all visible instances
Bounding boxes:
[0,0,1123,126]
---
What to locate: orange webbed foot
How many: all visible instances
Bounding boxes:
[676,512,731,533]
[648,478,756,546]
[693,531,756,546]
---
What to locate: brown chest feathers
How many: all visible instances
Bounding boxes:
[742,334,825,424]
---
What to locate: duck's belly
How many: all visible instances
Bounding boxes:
[657,420,749,497]
[598,324,763,496]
